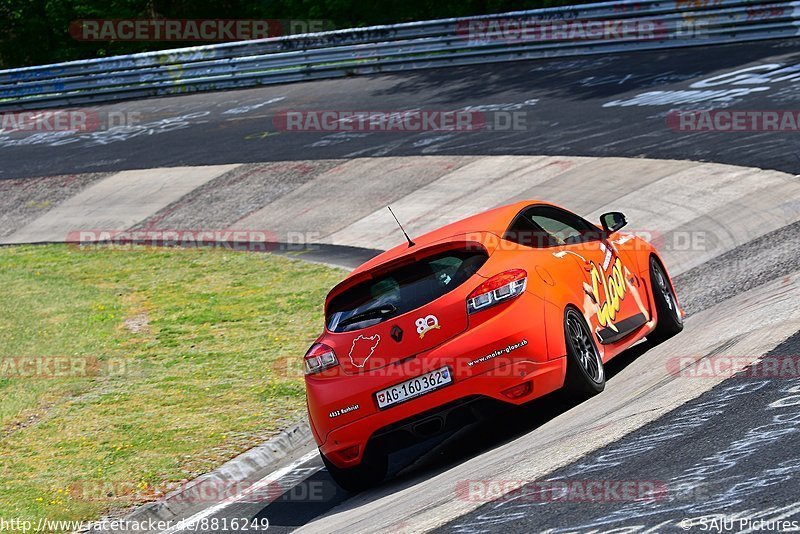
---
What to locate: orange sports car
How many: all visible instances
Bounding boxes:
[303,201,683,491]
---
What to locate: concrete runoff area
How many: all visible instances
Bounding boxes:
[1,165,239,245]
[2,156,797,278]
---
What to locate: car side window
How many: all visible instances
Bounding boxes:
[504,205,600,248]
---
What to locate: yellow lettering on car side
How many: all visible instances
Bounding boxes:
[590,257,627,332]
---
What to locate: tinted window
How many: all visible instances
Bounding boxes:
[504,206,600,248]
[327,249,487,332]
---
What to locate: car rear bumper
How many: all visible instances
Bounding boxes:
[316,356,565,468]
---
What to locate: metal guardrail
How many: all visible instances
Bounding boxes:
[0,0,797,110]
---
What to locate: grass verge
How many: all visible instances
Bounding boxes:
[0,244,344,523]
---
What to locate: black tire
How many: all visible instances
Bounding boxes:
[648,256,684,343]
[563,308,605,397]
[321,448,388,493]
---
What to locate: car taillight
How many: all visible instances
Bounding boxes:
[467,269,527,314]
[304,343,339,375]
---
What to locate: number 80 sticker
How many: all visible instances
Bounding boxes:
[416,315,441,339]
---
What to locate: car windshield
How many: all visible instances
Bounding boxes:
[326,248,488,333]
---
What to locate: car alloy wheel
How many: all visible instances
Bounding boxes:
[566,309,604,385]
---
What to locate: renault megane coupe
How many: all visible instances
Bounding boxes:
[303,201,683,491]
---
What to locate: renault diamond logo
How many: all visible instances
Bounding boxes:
[391,325,403,342]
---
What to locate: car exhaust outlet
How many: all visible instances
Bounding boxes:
[413,417,445,437]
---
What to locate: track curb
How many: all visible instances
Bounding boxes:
[97,420,314,533]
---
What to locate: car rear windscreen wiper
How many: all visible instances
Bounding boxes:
[339,304,397,327]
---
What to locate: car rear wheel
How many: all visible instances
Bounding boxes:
[648,256,683,343]
[563,308,605,397]
[321,448,388,493]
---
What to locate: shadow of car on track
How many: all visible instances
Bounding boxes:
[257,338,658,530]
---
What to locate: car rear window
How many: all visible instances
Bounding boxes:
[326,248,488,333]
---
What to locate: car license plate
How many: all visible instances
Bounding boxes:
[375,367,452,409]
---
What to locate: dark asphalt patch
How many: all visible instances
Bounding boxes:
[439,331,800,534]
[269,243,380,270]
[675,219,800,316]
[5,40,800,179]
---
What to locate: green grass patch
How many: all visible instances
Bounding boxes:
[0,245,344,523]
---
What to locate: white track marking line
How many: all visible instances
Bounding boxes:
[158,449,321,534]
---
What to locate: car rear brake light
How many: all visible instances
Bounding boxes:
[467,269,527,314]
[304,343,339,375]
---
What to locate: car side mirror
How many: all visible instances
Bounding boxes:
[600,212,627,234]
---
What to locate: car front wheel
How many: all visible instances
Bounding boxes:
[648,256,683,343]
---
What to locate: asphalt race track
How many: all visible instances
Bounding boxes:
[4,36,800,534]
[442,330,800,533]
[165,227,800,534]
[5,40,800,179]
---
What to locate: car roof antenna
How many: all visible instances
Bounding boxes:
[387,206,415,247]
